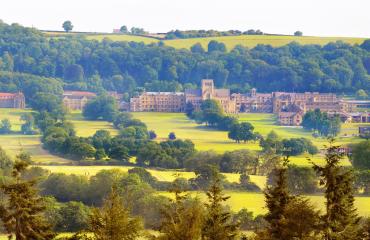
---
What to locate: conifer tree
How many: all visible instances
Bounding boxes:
[256,157,320,240]
[0,159,56,240]
[261,157,293,240]
[312,139,361,240]
[88,186,143,240]
[158,186,204,240]
[202,169,239,240]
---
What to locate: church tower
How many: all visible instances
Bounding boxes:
[201,79,215,100]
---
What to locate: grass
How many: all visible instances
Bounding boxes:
[159,191,370,217]
[44,31,368,51]
[163,35,367,50]
[67,111,118,137]
[132,112,367,166]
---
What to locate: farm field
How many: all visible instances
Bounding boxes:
[61,33,367,50]
[163,35,367,50]
[44,31,367,51]
[159,191,370,217]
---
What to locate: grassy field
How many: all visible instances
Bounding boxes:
[163,35,367,50]
[67,111,118,137]
[159,191,370,217]
[132,112,367,166]
[44,31,367,51]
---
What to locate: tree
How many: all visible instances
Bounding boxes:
[260,131,283,153]
[228,122,255,143]
[168,132,176,140]
[202,171,239,240]
[83,94,118,121]
[0,118,12,134]
[256,158,320,240]
[312,139,362,239]
[62,20,73,32]
[148,130,157,139]
[294,31,303,36]
[208,40,227,53]
[20,113,36,135]
[88,186,143,240]
[190,43,205,54]
[120,25,128,34]
[350,140,370,169]
[0,159,56,240]
[356,89,368,99]
[261,158,293,240]
[55,201,90,232]
[158,188,204,240]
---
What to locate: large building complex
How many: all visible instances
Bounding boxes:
[0,92,25,109]
[130,79,236,113]
[130,79,370,126]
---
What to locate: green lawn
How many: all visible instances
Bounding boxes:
[67,111,118,137]
[159,191,370,217]
[132,112,366,166]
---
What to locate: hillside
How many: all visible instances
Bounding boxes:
[44,31,367,50]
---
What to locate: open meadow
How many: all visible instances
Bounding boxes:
[49,32,368,51]
[159,191,370,217]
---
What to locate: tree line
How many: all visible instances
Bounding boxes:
[0,21,369,102]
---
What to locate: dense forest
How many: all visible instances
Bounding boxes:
[0,21,369,102]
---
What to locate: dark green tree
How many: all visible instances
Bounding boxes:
[350,140,370,169]
[158,187,204,240]
[0,159,56,240]
[201,170,239,240]
[312,139,362,240]
[88,186,143,240]
[0,118,12,134]
[62,20,73,32]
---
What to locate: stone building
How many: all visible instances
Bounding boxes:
[231,88,273,113]
[0,92,25,109]
[130,92,185,112]
[185,79,236,113]
[278,111,304,126]
[62,91,97,110]
[130,79,236,113]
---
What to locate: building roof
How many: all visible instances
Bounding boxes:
[145,92,184,96]
[185,89,201,97]
[0,93,17,97]
[63,91,97,97]
[215,89,230,98]
[278,111,302,118]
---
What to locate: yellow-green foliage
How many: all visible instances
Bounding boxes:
[158,191,370,217]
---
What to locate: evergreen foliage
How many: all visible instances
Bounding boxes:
[88,186,143,240]
[202,170,240,240]
[0,159,56,240]
[312,139,362,240]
